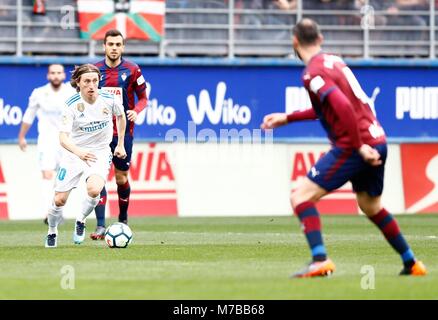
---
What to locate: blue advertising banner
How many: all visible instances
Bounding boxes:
[0,63,437,142]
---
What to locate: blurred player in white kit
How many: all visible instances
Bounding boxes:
[18,64,76,224]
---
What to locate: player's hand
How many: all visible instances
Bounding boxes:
[114,145,127,159]
[18,137,27,152]
[126,110,138,122]
[260,113,288,130]
[359,144,382,166]
[77,150,97,166]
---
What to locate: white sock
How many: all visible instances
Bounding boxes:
[48,202,63,235]
[41,178,55,219]
[77,195,100,222]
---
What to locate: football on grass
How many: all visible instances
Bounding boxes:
[105,223,133,248]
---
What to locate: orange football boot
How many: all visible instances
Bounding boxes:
[399,261,427,276]
[291,258,336,278]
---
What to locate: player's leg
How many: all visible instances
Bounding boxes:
[76,149,112,244]
[91,142,114,240]
[81,175,105,220]
[90,187,107,240]
[358,193,426,275]
[290,177,336,277]
[46,155,83,248]
[291,177,328,261]
[290,147,364,278]
[45,190,70,248]
[115,168,130,224]
[74,174,104,244]
[112,135,133,224]
[90,136,119,240]
[353,144,426,276]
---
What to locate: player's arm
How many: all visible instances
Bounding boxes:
[18,123,32,151]
[126,68,148,122]
[59,131,97,165]
[261,108,316,130]
[18,89,39,151]
[113,101,127,159]
[326,88,363,149]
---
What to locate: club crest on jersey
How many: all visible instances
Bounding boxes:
[102,107,110,115]
[121,73,127,81]
[77,103,85,112]
[62,115,68,125]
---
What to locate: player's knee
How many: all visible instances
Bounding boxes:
[86,182,102,198]
[290,191,298,209]
[87,187,101,198]
[359,202,381,217]
[290,183,325,210]
[290,189,309,210]
[115,173,128,186]
[54,195,67,207]
[357,193,382,217]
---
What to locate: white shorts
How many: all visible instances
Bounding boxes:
[54,148,113,193]
[37,141,62,172]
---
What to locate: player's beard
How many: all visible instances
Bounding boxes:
[50,80,62,89]
[107,52,121,63]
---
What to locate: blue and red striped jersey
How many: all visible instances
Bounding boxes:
[95,58,147,136]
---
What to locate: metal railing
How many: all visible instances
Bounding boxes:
[0,0,436,59]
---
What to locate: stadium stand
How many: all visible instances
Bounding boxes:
[0,0,436,58]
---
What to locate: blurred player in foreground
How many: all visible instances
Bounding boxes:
[45,64,127,248]
[261,19,426,277]
[90,29,148,240]
[18,64,75,224]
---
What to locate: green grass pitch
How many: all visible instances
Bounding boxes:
[0,215,437,299]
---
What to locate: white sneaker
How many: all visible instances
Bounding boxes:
[73,220,86,244]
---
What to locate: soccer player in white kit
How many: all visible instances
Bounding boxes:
[18,64,76,224]
[45,64,127,248]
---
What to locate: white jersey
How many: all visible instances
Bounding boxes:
[59,90,124,150]
[23,83,76,144]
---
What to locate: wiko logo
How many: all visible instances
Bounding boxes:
[187,82,251,125]
[0,98,23,125]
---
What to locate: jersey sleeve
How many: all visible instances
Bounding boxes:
[59,104,74,133]
[133,67,147,96]
[305,72,337,103]
[326,88,363,149]
[132,66,148,113]
[286,108,317,123]
[22,88,40,124]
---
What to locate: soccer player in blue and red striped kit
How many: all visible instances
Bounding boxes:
[261,19,426,277]
[90,29,148,240]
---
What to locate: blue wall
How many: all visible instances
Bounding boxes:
[1,59,437,142]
